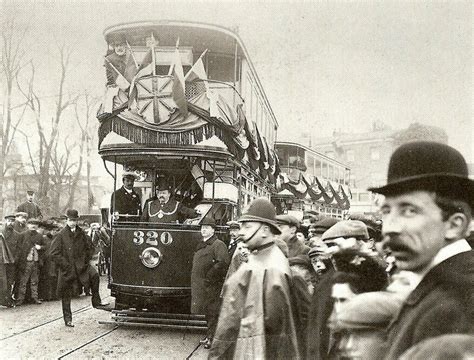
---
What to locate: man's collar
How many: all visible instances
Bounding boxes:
[123,186,133,193]
[431,239,471,269]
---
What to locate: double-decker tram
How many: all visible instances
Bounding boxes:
[97,20,280,316]
[273,141,352,219]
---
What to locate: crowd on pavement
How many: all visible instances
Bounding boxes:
[0,192,110,327]
[1,141,473,359]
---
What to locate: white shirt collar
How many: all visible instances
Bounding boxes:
[431,239,471,268]
[123,187,133,194]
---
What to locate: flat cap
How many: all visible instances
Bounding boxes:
[335,291,404,330]
[4,214,15,220]
[275,214,300,228]
[310,217,340,234]
[321,220,369,241]
[26,190,35,195]
[122,171,138,180]
[227,220,240,229]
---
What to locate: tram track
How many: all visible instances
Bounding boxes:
[57,325,120,359]
[0,304,92,341]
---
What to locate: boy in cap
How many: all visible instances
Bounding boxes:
[210,198,300,359]
[15,218,44,305]
[369,141,474,359]
[226,221,241,258]
[276,214,311,258]
[16,190,42,220]
[110,171,142,221]
[191,218,229,349]
[50,209,109,327]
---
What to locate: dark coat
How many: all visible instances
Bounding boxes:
[305,268,336,360]
[49,225,94,296]
[15,230,44,271]
[287,235,311,259]
[110,186,142,220]
[0,228,16,264]
[385,251,474,360]
[141,198,197,223]
[191,235,229,314]
[16,201,42,219]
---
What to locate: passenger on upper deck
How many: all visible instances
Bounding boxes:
[141,178,199,223]
[110,172,142,222]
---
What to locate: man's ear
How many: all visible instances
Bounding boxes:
[445,212,469,240]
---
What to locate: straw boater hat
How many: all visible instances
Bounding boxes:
[238,198,281,234]
[369,141,474,208]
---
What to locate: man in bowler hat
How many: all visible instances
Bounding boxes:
[16,190,42,220]
[369,141,474,359]
[141,178,198,223]
[210,198,300,359]
[110,172,142,221]
[50,209,109,327]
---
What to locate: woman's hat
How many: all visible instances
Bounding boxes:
[369,141,474,207]
[238,198,281,234]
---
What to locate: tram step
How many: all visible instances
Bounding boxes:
[111,315,207,326]
[112,310,206,320]
[98,320,207,331]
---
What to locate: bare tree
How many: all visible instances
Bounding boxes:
[0,18,28,216]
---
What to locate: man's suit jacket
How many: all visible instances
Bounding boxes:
[385,250,474,359]
[110,186,141,220]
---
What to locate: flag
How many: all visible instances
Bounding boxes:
[170,46,188,116]
[104,58,130,91]
[124,44,138,83]
[128,48,154,108]
[184,50,209,93]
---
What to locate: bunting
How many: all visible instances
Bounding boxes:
[170,40,188,116]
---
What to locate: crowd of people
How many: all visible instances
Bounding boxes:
[192,141,473,359]
[0,192,110,327]
[1,141,473,358]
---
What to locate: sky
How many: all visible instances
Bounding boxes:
[2,0,473,162]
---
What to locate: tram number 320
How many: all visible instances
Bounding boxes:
[133,231,173,246]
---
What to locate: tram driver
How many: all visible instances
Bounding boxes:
[110,171,142,222]
[141,178,199,223]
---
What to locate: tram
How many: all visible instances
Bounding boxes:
[97,20,279,313]
[273,141,352,219]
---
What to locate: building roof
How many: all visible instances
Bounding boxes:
[312,129,398,146]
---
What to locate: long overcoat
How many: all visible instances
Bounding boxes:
[49,225,94,296]
[191,235,229,314]
[385,250,474,359]
[210,244,301,360]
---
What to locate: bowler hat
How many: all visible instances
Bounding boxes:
[276,214,300,228]
[201,218,216,228]
[321,220,369,241]
[369,141,474,207]
[66,209,79,220]
[238,198,281,234]
[156,178,171,192]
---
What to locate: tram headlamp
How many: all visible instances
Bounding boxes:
[139,247,162,268]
